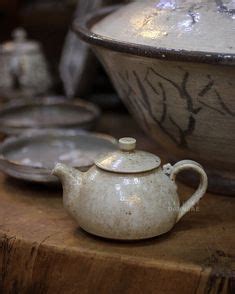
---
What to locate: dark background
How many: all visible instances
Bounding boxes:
[1,1,78,85]
[0,1,128,95]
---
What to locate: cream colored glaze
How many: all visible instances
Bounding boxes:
[53,138,208,240]
[92,0,235,54]
[95,137,161,173]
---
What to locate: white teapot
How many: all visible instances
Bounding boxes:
[53,137,208,240]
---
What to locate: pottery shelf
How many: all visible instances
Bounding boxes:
[0,113,234,294]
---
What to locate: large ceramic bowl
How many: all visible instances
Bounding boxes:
[74,1,235,195]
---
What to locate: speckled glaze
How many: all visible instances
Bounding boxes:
[53,138,208,240]
[74,3,235,195]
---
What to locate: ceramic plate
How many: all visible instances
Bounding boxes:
[0,96,101,135]
[0,129,117,184]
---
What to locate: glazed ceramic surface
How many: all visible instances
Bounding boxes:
[95,48,235,193]
[74,3,235,195]
[92,0,235,54]
[0,28,52,100]
[0,130,117,184]
[0,96,100,135]
[53,138,208,240]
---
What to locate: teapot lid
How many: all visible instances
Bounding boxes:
[0,28,40,54]
[95,137,161,173]
[92,0,235,54]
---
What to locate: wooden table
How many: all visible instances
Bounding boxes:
[0,113,234,294]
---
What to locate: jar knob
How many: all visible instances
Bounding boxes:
[12,28,27,43]
[119,137,136,151]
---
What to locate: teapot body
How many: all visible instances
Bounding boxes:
[66,166,179,240]
[53,137,208,241]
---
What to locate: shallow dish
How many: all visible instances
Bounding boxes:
[0,129,117,183]
[74,3,235,195]
[0,96,100,136]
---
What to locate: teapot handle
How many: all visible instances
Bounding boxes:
[164,160,208,222]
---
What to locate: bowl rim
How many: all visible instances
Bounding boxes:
[73,5,235,66]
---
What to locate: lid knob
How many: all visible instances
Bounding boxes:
[12,28,27,43]
[119,137,136,152]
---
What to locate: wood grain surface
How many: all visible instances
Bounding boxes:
[0,113,234,294]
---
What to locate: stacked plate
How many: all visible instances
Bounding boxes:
[0,96,118,184]
[0,96,101,136]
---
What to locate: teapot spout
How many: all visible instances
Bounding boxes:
[52,163,82,183]
[52,163,83,219]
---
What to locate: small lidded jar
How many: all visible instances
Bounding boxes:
[0,28,53,100]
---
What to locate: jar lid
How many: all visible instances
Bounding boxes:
[95,137,161,173]
[92,0,235,54]
[0,28,40,54]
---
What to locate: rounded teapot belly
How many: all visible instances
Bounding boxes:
[76,167,179,240]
